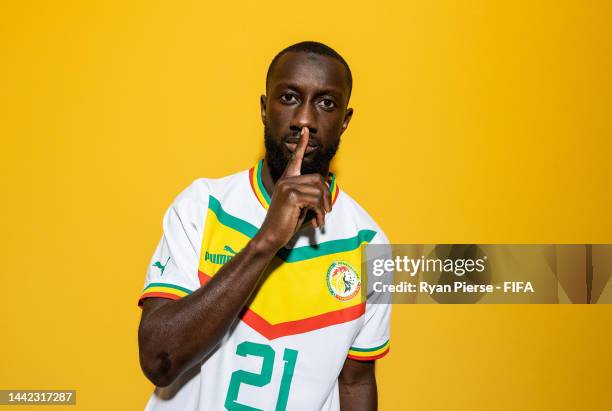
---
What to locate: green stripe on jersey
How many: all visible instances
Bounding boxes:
[143,282,193,294]
[276,230,377,263]
[350,339,390,352]
[208,196,377,263]
[208,195,259,238]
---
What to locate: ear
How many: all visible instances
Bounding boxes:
[260,94,267,126]
[340,107,354,136]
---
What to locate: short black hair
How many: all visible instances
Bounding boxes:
[266,41,353,101]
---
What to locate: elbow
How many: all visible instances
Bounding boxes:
[138,326,177,387]
[140,349,176,388]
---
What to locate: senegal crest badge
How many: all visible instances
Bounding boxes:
[326,261,361,301]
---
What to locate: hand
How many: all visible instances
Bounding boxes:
[255,127,332,251]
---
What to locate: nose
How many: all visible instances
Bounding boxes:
[291,101,317,135]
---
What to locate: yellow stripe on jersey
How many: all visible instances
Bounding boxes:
[138,283,193,306]
[348,339,390,361]
[199,195,376,326]
[250,160,270,209]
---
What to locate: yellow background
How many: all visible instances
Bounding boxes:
[1,1,611,410]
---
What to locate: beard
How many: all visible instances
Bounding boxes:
[264,124,340,183]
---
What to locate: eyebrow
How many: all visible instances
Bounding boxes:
[274,82,344,99]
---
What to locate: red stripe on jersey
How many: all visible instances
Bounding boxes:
[138,292,182,307]
[347,347,390,361]
[198,270,365,339]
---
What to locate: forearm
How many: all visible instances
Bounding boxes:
[339,379,378,411]
[139,234,277,386]
[339,358,378,411]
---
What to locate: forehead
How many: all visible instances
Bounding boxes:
[268,51,350,96]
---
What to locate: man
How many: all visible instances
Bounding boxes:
[137,41,391,410]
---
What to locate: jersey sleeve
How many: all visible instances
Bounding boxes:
[348,229,392,361]
[137,180,209,307]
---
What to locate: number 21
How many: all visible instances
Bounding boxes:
[224,341,298,411]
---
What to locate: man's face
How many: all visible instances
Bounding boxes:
[261,52,353,181]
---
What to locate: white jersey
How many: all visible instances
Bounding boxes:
[138,160,391,410]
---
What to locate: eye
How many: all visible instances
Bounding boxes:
[318,98,336,110]
[280,93,298,104]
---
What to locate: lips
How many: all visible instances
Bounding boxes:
[284,142,319,155]
[284,138,319,155]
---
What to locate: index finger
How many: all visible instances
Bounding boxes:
[283,127,309,177]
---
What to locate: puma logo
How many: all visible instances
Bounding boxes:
[153,257,171,275]
[223,245,237,255]
[204,245,238,265]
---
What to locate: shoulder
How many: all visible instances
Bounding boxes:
[334,188,390,245]
[169,168,249,217]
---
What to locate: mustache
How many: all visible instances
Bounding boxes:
[283,131,321,147]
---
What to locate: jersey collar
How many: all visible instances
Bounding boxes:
[249,159,339,210]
